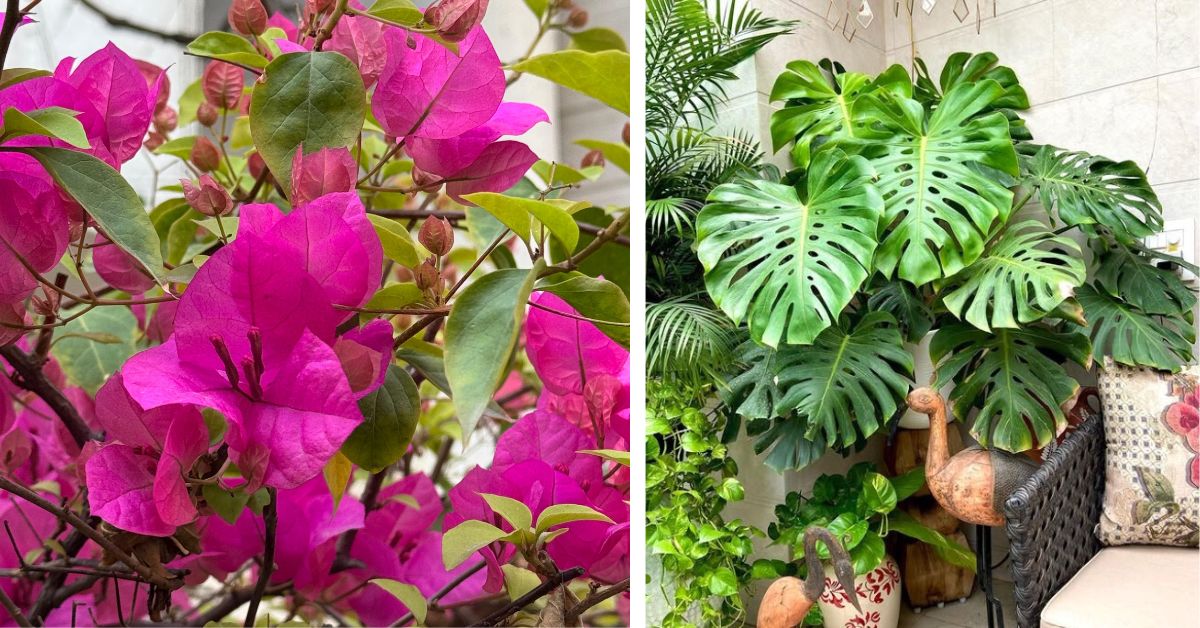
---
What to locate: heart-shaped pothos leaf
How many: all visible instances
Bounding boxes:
[696,148,883,346]
[932,324,1092,452]
[940,220,1086,332]
[833,80,1020,287]
[769,61,910,167]
[1075,284,1194,373]
[1020,144,1163,242]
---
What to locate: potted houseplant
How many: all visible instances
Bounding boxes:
[707,52,1196,470]
[769,463,976,628]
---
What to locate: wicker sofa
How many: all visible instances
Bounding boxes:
[1003,416,1200,628]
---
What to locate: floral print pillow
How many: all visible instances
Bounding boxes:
[1097,363,1199,547]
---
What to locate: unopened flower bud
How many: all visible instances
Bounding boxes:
[411,166,442,192]
[581,149,605,168]
[190,136,221,172]
[622,121,630,145]
[567,7,588,28]
[181,175,234,217]
[228,0,269,36]
[248,152,270,182]
[555,0,574,8]
[144,131,165,151]
[419,217,455,256]
[193,103,217,130]
[415,257,441,292]
[202,61,244,110]
[306,0,335,15]
[424,0,490,43]
[154,106,178,134]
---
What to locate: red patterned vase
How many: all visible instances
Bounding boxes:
[817,555,901,628]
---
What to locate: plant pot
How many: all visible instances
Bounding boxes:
[898,333,953,429]
[819,555,901,628]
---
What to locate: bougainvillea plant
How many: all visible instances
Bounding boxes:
[0,0,630,625]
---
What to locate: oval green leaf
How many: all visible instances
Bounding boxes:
[185,31,269,69]
[512,50,630,115]
[341,365,420,473]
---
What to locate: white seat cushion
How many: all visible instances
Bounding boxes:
[1041,545,1200,627]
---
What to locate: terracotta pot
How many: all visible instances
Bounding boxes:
[818,555,901,628]
[899,334,953,429]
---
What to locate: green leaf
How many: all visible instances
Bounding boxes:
[2,107,89,148]
[932,324,1092,451]
[177,80,204,127]
[442,520,507,570]
[577,449,630,466]
[372,580,427,625]
[889,467,926,501]
[523,0,549,17]
[512,50,630,115]
[1075,285,1194,372]
[0,68,49,90]
[366,0,422,25]
[867,280,933,343]
[835,80,1019,286]
[4,147,163,280]
[531,160,602,185]
[576,139,630,173]
[915,51,1029,110]
[534,272,629,346]
[342,366,420,473]
[1021,144,1162,241]
[463,192,580,252]
[500,565,542,603]
[249,52,365,194]
[185,32,269,68]
[202,484,250,525]
[154,136,197,160]
[367,283,423,311]
[889,511,976,571]
[863,472,898,514]
[696,149,884,346]
[367,215,423,268]
[51,306,138,394]
[716,477,745,502]
[708,567,738,597]
[941,220,1086,332]
[721,340,785,420]
[445,262,542,439]
[1093,244,1197,315]
[772,313,913,449]
[534,503,614,532]
[480,493,533,531]
[769,62,910,166]
[324,451,352,510]
[849,530,886,575]
[569,27,628,53]
[395,341,451,393]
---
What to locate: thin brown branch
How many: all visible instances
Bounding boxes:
[76,0,197,44]
[243,488,277,627]
[312,0,349,51]
[390,561,486,627]
[367,209,630,246]
[541,211,630,277]
[475,566,586,627]
[565,578,630,624]
[0,583,31,627]
[0,345,96,447]
[0,476,182,591]
[0,0,20,78]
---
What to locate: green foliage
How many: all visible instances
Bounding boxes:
[1,107,89,148]
[535,272,631,347]
[770,463,975,576]
[185,32,270,68]
[1075,285,1194,373]
[51,306,140,394]
[512,50,630,115]
[249,52,366,193]
[647,381,762,628]
[696,150,883,346]
[444,263,541,439]
[342,366,421,472]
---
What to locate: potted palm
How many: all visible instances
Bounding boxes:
[709,52,1196,469]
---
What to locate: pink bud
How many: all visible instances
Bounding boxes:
[196,102,219,127]
[248,152,270,182]
[411,166,442,192]
[424,0,490,43]
[154,106,178,134]
[581,149,605,168]
[622,122,630,146]
[415,257,441,292]
[306,0,335,16]
[228,0,269,36]
[190,136,221,172]
[144,131,165,151]
[181,175,234,217]
[202,61,243,110]
[567,7,588,28]
[419,217,455,256]
[289,146,358,207]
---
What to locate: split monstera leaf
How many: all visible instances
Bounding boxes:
[702,52,1195,465]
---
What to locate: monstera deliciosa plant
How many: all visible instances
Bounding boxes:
[704,52,1196,469]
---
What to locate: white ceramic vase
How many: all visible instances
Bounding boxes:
[819,555,902,628]
[897,333,954,429]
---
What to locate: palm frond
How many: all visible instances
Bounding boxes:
[646,295,740,385]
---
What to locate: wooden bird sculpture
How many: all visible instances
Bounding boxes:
[907,387,1038,526]
[757,527,861,628]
